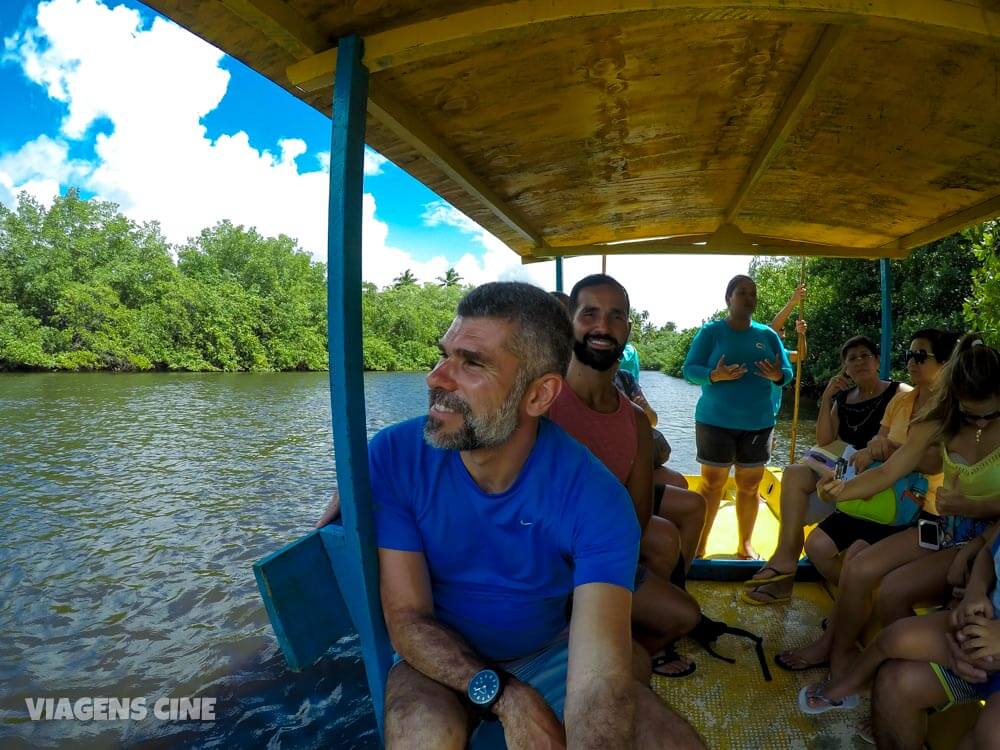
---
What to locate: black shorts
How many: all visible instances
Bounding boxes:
[815,511,909,552]
[695,421,772,468]
[653,484,665,516]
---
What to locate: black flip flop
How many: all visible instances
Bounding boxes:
[773,652,830,672]
[651,644,696,678]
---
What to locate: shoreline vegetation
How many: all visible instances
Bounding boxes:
[1,191,997,393]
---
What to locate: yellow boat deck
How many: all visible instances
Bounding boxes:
[671,472,979,749]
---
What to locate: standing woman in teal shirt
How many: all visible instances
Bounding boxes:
[683,275,793,559]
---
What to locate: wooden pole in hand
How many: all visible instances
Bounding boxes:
[789,258,807,463]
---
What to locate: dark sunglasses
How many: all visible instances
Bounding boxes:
[904,349,934,364]
[960,409,1000,424]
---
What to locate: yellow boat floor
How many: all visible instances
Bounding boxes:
[650,581,866,749]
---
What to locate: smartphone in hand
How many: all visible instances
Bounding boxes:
[834,458,848,481]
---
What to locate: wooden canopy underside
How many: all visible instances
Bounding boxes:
[144,0,1000,259]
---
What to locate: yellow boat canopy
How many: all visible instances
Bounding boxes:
[145,1,1000,260]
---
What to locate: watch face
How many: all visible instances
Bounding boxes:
[468,669,501,706]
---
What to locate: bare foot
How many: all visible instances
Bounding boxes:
[750,557,798,582]
[775,638,831,670]
[744,578,793,603]
[737,545,760,560]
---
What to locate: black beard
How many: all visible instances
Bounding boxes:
[573,335,625,372]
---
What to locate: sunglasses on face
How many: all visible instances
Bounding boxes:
[904,349,935,365]
[960,409,1000,424]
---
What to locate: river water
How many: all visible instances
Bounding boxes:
[0,371,815,748]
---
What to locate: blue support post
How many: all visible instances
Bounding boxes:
[326,34,393,739]
[879,258,893,379]
[555,256,564,292]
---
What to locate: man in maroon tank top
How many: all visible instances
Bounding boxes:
[548,274,703,678]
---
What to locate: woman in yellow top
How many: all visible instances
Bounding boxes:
[804,335,1000,717]
[767,329,957,667]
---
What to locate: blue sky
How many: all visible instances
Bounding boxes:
[0,0,751,326]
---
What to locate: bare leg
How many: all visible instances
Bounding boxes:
[632,571,701,674]
[876,546,959,625]
[631,640,653,683]
[695,464,730,558]
[968,693,1000,750]
[655,486,706,570]
[871,660,948,750]
[826,529,929,679]
[745,464,820,601]
[773,539,867,668]
[734,465,765,559]
[385,662,470,750]
[817,611,952,704]
[640,516,682,581]
[803,527,843,585]
[654,466,689,490]
[634,681,706,749]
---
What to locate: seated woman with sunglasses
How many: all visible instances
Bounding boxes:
[744,335,902,604]
[769,330,957,672]
[802,335,1000,719]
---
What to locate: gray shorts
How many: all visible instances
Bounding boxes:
[391,630,571,746]
[695,421,772,468]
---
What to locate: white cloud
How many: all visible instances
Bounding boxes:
[420,201,750,328]
[0,0,391,271]
[1,0,751,326]
[0,134,89,206]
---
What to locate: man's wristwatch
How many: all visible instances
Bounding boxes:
[466,668,509,721]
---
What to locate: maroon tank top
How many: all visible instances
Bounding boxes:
[548,382,637,484]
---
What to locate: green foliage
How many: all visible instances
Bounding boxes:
[0,191,469,372]
[2,190,995,375]
[0,301,51,369]
[965,220,1000,346]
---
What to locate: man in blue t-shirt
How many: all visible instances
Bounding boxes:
[360,282,704,749]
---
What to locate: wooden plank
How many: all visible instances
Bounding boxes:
[327,34,394,741]
[531,233,910,259]
[367,82,544,247]
[253,529,354,671]
[286,0,1000,91]
[885,194,1000,251]
[219,0,328,59]
[723,25,854,223]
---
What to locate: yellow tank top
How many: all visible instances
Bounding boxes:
[935,444,1000,512]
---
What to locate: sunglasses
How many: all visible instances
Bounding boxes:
[960,409,1000,424]
[904,349,935,364]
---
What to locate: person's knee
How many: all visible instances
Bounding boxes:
[634,682,705,750]
[841,546,883,593]
[804,529,835,562]
[973,699,1000,749]
[385,664,466,749]
[783,464,814,491]
[734,467,764,492]
[873,659,936,720]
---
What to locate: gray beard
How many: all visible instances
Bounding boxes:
[424,373,527,451]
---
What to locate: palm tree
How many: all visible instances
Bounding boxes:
[392,269,417,289]
[437,267,462,287]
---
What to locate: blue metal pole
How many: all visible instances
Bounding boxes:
[555,256,564,292]
[879,258,893,379]
[326,34,393,739]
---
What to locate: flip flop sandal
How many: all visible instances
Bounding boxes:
[773,652,830,672]
[740,587,791,606]
[651,644,696,678]
[855,716,875,745]
[743,566,795,588]
[798,684,859,715]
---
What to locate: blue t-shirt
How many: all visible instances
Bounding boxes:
[371,417,640,661]
[682,319,793,431]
